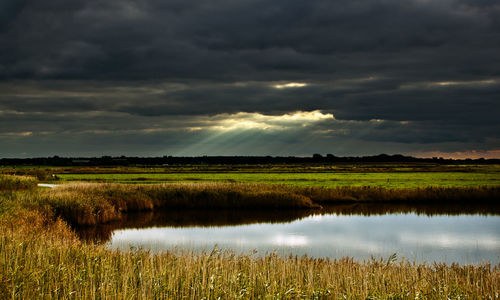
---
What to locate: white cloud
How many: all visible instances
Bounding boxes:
[200,110,334,131]
[401,78,499,90]
[1,131,33,137]
[431,79,498,87]
[272,82,308,89]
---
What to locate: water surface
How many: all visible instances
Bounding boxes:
[79,204,500,264]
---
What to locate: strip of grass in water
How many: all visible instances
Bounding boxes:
[57,171,500,188]
[15,182,500,226]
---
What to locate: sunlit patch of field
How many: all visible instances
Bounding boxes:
[57,171,500,188]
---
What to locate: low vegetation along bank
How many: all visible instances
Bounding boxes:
[0,175,499,298]
[1,175,499,226]
[2,179,498,226]
[38,182,500,226]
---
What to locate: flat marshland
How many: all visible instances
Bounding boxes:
[4,163,500,187]
[1,165,499,298]
[56,166,500,188]
[23,182,500,226]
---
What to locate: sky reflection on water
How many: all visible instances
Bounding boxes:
[109,213,500,264]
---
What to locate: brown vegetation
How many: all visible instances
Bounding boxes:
[18,182,498,226]
[1,212,499,299]
[0,175,37,191]
[296,185,500,203]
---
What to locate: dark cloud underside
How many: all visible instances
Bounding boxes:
[1,0,499,157]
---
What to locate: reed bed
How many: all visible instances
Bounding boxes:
[36,183,318,225]
[1,213,499,299]
[31,183,500,226]
[295,185,500,203]
[0,174,37,191]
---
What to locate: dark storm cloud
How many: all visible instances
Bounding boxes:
[3,0,499,81]
[0,0,499,157]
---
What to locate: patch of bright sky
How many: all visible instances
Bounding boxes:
[401,78,499,89]
[1,131,33,137]
[191,110,334,132]
[273,82,308,89]
[431,79,498,86]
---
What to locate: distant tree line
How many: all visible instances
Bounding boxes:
[0,154,498,166]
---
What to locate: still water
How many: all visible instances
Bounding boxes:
[81,205,500,264]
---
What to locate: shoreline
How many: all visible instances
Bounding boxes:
[33,182,500,226]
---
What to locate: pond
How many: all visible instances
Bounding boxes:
[77,204,500,264]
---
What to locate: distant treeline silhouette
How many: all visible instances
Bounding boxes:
[1,154,498,166]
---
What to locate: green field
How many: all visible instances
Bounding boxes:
[57,171,500,188]
[3,164,500,188]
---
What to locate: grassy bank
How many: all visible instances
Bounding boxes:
[1,211,499,299]
[10,182,498,226]
[295,185,500,204]
[34,183,319,226]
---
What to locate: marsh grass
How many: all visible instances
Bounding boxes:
[295,185,500,203]
[32,183,500,226]
[0,185,499,298]
[1,214,499,299]
[38,183,318,225]
[0,175,37,191]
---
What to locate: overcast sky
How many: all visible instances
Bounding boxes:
[1,0,499,158]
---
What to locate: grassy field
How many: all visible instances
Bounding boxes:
[1,169,499,298]
[3,164,500,188]
[56,171,500,187]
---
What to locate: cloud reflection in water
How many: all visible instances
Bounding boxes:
[109,214,500,264]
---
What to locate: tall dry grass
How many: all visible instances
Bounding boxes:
[294,185,500,203]
[34,183,500,225]
[38,183,319,225]
[1,212,499,299]
[0,174,37,191]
